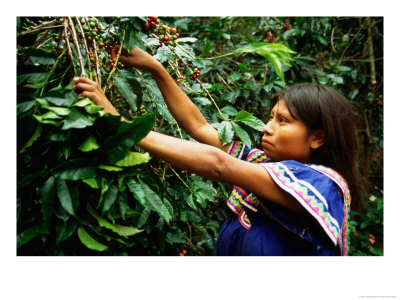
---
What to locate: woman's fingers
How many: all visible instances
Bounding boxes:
[73,82,97,93]
[73,77,103,95]
[73,76,96,85]
[77,90,99,102]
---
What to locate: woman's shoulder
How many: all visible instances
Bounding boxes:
[262,160,349,193]
[259,159,351,255]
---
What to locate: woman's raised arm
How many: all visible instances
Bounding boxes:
[119,46,228,151]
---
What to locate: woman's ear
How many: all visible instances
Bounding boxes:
[310,130,325,150]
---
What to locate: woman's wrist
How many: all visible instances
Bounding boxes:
[148,60,165,78]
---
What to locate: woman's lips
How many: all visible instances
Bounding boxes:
[262,139,273,148]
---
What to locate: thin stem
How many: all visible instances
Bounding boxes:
[36,37,53,49]
[33,28,51,48]
[55,28,64,55]
[18,24,63,36]
[63,18,76,75]
[197,80,225,120]
[170,166,191,191]
[103,28,126,93]
[330,27,337,56]
[195,52,234,60]
[169,45,226,120]
[83,17,101,85]
[366,17,377,86]
[175,43,197,60]
[67,16,86,77]
[337,18,367,66]
[75,17,93,80]
[134,69,156,111]
[216,72,233,91]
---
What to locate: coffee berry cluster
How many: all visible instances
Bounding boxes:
[143,16,180,47]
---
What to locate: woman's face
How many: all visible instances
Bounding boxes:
[262,99,317,163]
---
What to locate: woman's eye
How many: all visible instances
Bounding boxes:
[279,118,287,123]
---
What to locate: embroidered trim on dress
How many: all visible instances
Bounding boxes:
[307,165,351,255]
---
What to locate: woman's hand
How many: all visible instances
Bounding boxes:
[118,46,161,73]
[72,77,119,116]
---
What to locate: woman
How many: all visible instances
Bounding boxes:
[73,46,364,255]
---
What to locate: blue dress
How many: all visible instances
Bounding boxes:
[216,142,351,256]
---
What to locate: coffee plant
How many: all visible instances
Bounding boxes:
[17,16,383,255]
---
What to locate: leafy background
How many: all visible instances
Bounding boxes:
[17,16,383,256]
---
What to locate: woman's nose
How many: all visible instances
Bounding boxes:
[263,120,273,135]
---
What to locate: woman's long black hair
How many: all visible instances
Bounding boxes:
[271,83,365,211]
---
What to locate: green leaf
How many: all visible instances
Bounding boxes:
[232,122,252,147]
[154,46,174,63]
[17,72,48,84]
[189,175,216,209]
[156,102,174,124]
[235,110,253,121]
[118,192,129,220]
[39,176,56,232]
[232,42,295,83]
[124,24,146,51]
[17,100,36,115]
[77,226,108,251]
[33,114,61,125]
[56,166,97,181]
[166,230,186,244]
[44,106,71,116]
[62,108,94,130]
[163,198,174,219]
[349,88,359,100]
[193,97,212,106]
[185,194,197,211]
[113,70,143,112]
[24,48,56,65]
[102,184,119,214]
[82,177,100,189]
[218,121,234,145]
[87,203,143,237]
[137,208,151,228]
[334,65,352,72]
[221,106,238,116]
[177,37,198,43]
[239,115,265,131]
[53,158,98,180]
[124,24,137,51]
[85,104,104,114]
[198,39,213,58]
[36,98,50,107]
[55,219,78,244]
[56,179,77,216]
[74,98,93,107]
[114,152,151,167]
[17,224,47,248]
[126,179,146,207]
[230,72,242,81]
[127,179,171,223]
[98,113,155,164]
[316,34,328,46]
[79,135,100,152]
[98,164,124,172]
[19,123,42,153]
[37,111,63,120]
[44,89,77,107]
[140,180,171,223]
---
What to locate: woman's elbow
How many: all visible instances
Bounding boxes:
[202,147,230,183]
